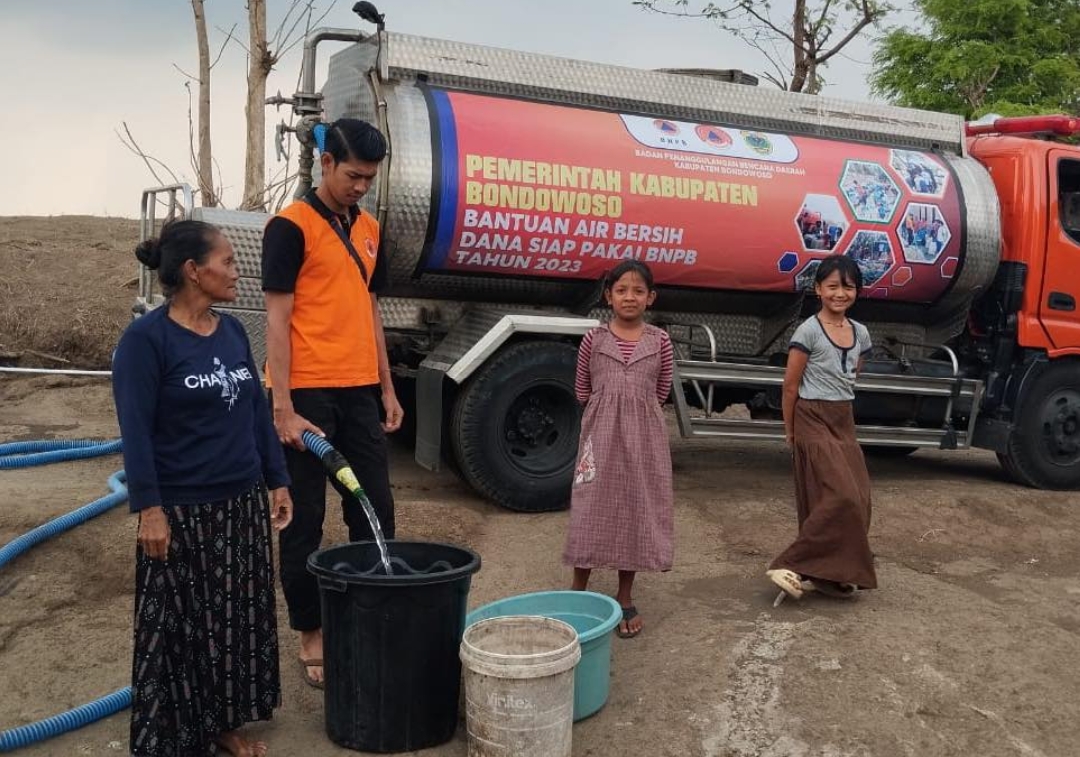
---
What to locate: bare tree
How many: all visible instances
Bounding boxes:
[116,122,183,187]
[241,0,270,210]
[124,1,336,210]
[170,19,234,204]
[116,19,230,212]
[191,0,218,206]
[635,0,894,94]
[240,0,338,211]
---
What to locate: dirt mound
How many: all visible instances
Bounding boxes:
[0,216,139,369]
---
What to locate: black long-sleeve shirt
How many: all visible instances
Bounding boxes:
[112,305,289,511]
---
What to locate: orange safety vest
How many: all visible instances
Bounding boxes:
[266,201,381,389]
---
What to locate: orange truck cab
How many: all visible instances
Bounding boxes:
[964,116,1080,487]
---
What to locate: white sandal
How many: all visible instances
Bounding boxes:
[766,569,805,599]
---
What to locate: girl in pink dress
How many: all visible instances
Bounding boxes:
[563,261,675,638]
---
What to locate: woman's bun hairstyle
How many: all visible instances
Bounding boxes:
[134,238,162,269]
[137,220,219,297]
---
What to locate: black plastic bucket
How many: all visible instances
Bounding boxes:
[307,540,482,753]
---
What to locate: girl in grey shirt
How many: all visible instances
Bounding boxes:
[766,256,878,601]
[789,315,872,402]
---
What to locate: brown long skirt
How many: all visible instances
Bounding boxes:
[769,399,877,589]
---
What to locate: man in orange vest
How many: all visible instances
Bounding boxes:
[262,118,403,689]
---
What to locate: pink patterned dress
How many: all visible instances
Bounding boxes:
[563,324,675,572]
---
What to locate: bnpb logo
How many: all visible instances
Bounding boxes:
[652,119,680,135]
[695,125,733,148]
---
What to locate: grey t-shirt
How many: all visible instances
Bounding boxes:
[790,316,872,401]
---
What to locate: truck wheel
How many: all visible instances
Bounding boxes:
[1002,361,1080,489]
[450,341,580,511]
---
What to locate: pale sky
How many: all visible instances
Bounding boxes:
[1,0,913,217]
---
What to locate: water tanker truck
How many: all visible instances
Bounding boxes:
[137,10,1080,510]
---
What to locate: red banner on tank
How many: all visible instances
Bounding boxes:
[428,90,965,303]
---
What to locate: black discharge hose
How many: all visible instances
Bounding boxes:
[302,431,365,495]
[302,431,393,574]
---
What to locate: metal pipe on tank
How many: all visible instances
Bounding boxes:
[367,68,390,230]
[302,28,363,95]
[293,28,367,198]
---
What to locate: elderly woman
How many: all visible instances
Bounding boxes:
[112,219,292,757]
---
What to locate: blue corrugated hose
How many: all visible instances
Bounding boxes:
[302,430,334,459]
[0,439,132,753]
[0,470,128,570]
[0,690,132,753]
[0,438,122,469]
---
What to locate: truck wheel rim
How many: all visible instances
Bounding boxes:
[500,384,577,476]
[1040,389,1080,464]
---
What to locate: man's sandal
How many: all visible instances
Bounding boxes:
[299,657,324,690]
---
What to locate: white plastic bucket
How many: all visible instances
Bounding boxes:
[459,616,582,757]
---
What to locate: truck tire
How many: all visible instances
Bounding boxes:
[450,341,580,511]
[1001,361,1080,489]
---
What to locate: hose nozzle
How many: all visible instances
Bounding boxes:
[302,431,364,494]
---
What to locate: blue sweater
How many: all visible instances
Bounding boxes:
[112,306,289,512]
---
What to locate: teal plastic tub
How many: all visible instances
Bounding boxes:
[466,590,622,721]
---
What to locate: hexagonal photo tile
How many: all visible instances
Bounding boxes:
[844,230,894,288]
[840,160,901,223]
[890,150,949,197]
[796,194,848,251]
[897,203,952,264]
[793,259,822,292]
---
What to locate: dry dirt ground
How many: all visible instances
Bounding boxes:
[2,218,1080,757]
[0,216,137,369]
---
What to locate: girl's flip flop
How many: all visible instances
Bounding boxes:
[616,605,641,638]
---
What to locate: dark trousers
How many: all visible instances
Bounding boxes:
[272,385,395,631]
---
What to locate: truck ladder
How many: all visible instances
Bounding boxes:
[669,325,985,450]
